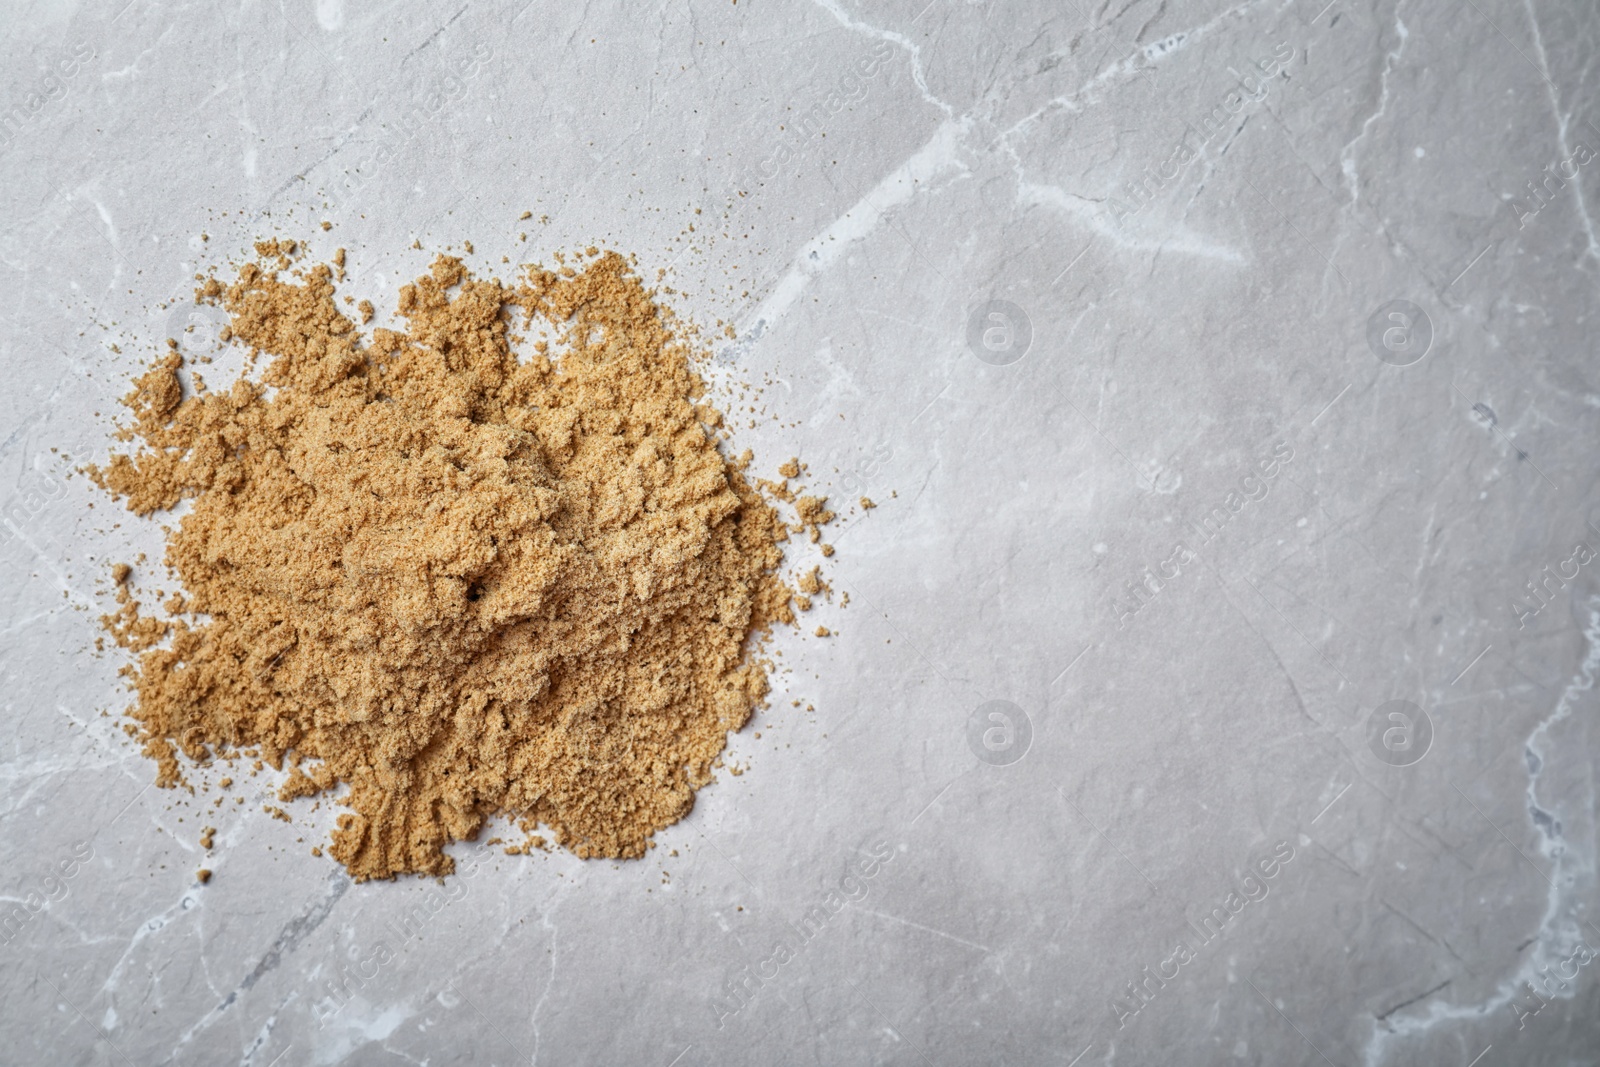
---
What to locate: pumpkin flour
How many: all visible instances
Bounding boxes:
[93,246,802,881]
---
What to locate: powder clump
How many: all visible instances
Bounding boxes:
[93,246,796,881]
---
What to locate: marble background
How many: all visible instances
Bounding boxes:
[4,0,1600,1063]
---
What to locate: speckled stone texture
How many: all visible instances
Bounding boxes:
[3,0,1600,1064]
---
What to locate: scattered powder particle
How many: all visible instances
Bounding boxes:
[814,626,830,638]
[860,497,875,509]
[757,472,794,504]
[92,244,804,881]
[795,496,833,526]
[778,458,800,479]
[218,778,232,789]
[199,826,215,849]
[321,221,332,231]
[196,868,212,884]
[791,492,835,547]
[798,567,824,596]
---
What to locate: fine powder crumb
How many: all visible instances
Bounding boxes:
[92,245,802,881]
[196,868,212,884]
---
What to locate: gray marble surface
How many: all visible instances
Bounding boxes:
[4,0,1600,1064]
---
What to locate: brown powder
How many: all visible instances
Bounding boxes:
[93,246,800,881]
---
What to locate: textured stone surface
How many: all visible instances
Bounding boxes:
[3,0,1600,1064]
